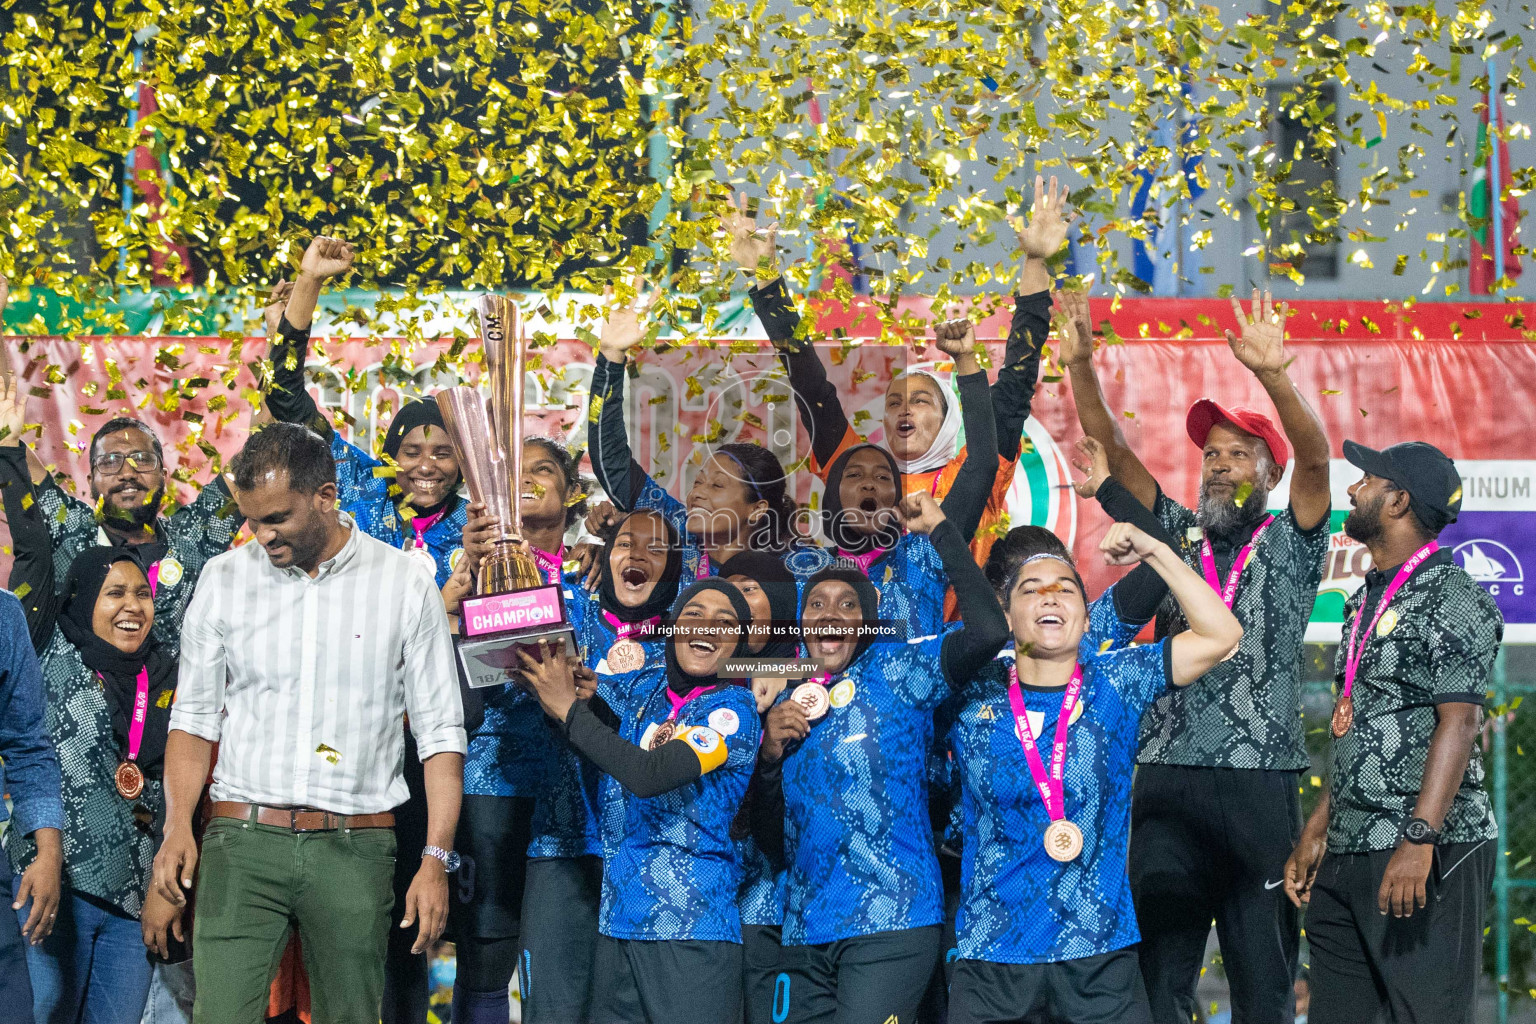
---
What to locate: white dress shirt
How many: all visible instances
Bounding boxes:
[171,513,466,814]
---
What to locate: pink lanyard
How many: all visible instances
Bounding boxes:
[1006,663,1083,822]
[664,685,711,723]
[1340,541,1439,701]
[146,560,160,597]
[530,545,565,585]
[695,551,712,581]
[1199,515,1275,608]
[836,546,889,575]
[410,508,447,550]
[601,609,661,642]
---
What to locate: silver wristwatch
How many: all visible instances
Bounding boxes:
[423,845,462,872]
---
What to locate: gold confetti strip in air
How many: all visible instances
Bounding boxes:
[0,0,1525,371]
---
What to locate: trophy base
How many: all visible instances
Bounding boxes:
[456,623,578,690]
[457,582,573,690]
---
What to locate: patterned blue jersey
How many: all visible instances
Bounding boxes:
[951,639,1170,964]
[629,471,832,583]
[599,675,761,942]
[527,578,667,859]
[736,830,786,927]
[781,633,951,946]
[866,533,949,640]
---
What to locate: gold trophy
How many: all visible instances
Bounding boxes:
[437,294,575,688]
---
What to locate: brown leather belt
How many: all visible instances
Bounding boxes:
[211,801,395,832]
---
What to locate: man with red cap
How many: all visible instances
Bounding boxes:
[1059,289,1332,1024]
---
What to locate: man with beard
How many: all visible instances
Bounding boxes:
[1283,441,1497,1024]
[0,281,240,656]
[1060,289,1331,1024]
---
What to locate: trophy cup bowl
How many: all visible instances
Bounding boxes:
[434,296,576,688]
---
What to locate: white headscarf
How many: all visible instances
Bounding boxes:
[889,368,962,475]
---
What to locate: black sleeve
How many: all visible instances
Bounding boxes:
[1095,477,1176,626]
[264,315,333,438]
[993,291,1050,463]
[588,355,646,510]
[749,277,851,469]
[562,699,704,798]
[0,445,61,652]
[745,756,786,872]
[929,520,1010,686]
[937,370,998,544]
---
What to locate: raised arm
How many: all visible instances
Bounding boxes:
[1223,290,1331,532]
[1070,436,1175,626]
[1100,522,1242,686]
[993,176,1073,460]
[265,239,355,436]
[588,286,657,511]
[1056,289,1160,510]
[931,320,997,543]
[0,389,62,652]
[726,193,854,472]
[899,493,1010,685]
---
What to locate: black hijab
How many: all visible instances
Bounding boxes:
[662,579,753,695]
[718,550,800,659]
[821,443,904,554]
[799,566,882,670]
[598,510,684,624]
[57,547,177,774]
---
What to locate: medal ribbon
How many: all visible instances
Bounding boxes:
[409,507,448,550]
[664,685,711,723]
[695,550,712,581]
[601,609,661,642]
[1340,540,1439,701]
[146,559,160,597]
[530,544,565,585]
[127,666,150,765]
[1006,662,1083,822]
[1199,515,1275,609]
[836,545,889,575]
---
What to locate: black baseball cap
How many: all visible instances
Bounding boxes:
[1343,440,1463,533]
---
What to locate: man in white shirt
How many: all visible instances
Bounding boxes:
[152,422,466,1024]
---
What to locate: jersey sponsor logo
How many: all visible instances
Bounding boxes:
[828,678,856,708]
[157,556,184,587]
[708,707,740,736]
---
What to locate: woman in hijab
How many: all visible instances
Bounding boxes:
[718,550,802,1024]
[755,491,1011,1024]
[507,508,683,1024]
[726,178,1070,572]
[518,580,763,1024]
[2,463,183,1024]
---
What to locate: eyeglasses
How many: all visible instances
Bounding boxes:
[92,450,162,475]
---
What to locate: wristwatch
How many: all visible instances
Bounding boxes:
[1401,817,1440,846]
[423,845,462,872]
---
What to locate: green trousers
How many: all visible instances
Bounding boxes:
[192,816,396,1024]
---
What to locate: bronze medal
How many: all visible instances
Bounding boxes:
[115,760,145,801]
[1043,819,1083,863]
[791,682,830,721]
[649,720,677,750]
[1330,695,1354,738]
[608,638,646,674]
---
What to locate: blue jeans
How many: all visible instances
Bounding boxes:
[10,876,153,1024]
[139,962,194,1024]
[0,856,37,1024]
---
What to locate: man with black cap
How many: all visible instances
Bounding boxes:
[1061,289,1331,1024]
[1283,440,1498,1024]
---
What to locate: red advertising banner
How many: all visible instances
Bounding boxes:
[3,297,1533,639]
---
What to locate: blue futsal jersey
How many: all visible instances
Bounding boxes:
[526,578,666,859]
[781,633,951,946]
[950,639,1171,964]
[865,533,949,640]
[599,675,761,942]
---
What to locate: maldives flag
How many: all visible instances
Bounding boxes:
[1469,101,1523,294]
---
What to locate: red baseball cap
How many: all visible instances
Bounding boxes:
[1186,399,1290,467]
